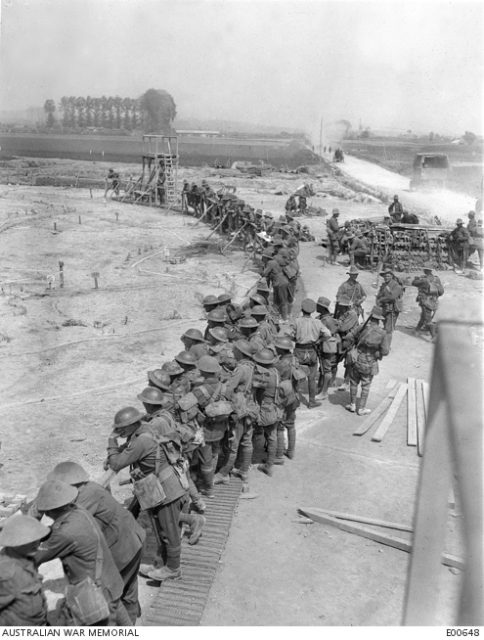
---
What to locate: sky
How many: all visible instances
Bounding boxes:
[0,0,483,140]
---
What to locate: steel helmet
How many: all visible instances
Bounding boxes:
[234,339,254,358]
[256,281,270,294]
[301,298,316,314]
[249,293,266,306]
[197,355,221,374]
[251,305,268,317]
[47,461,89,485]
[208,326,229,342]
[182,328,206,343]
[0,514,50,548]
[274,336,294,351]
[161,361,184,376]
[273,238,285,247]
[35,479,78,511]
[316,296,331,310]
[137,386,165,405]
[239,317,259,330]
[332,208,340,215]
[264,212,273,219]
[370,306,385,321]
[202,295,218,308]
[112,406,143,429]
[147,369,172,390]
[217,293,232,304]
[456,218,464,225]
[253,349,277,366]
[175,351,198,366]
[207,308,227,323]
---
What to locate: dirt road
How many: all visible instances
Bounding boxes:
[341,155,477,224]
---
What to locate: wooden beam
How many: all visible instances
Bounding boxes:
[298,507,464,570]
[407,377,417,446]
[416,379,426,457]
[298,506,413,533]
[371,382,408,442]
[353,381,398,436]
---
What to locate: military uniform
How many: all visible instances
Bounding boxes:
[0,550,48,626]
[376,275,404,336]
[107,423,188,574]
[274,352,300,460]
[411,271,444,338]
[317,313,341,396]
[336,278,367,319]
[263,255,291,320]
[326,214,341,263]
[252,362,281,472]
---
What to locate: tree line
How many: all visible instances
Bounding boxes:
[43,89,177,133]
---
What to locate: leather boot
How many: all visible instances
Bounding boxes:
[275,426,286,459]
[285,427,296,459]
[320,373,332,400]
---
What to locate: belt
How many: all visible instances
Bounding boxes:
[295,343,316,349]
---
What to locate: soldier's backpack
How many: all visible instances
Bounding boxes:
[231,363,260,421]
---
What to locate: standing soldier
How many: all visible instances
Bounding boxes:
[315,296,341,399]
[346,306,390,415]
[285,194,297,213]
[105,407,189,584]
[326,209,341,264]
[336,266,367,319]
[290,298,331,407]
[34,479,128,625]
[274,336,300,462]
[238,316,264,352]
[335,297,360,391]
[46,461,145,624]
[375,267,404,341]
[263,248,292,321]
[0,515,50,626]
[388,195,403,222]
[206,326,237,378]
[250,305,276,348]
[411,264,444,341]
[181,328,208,359]
[174,351,201,387]
[448,218,471,271]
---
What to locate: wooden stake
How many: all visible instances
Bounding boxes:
[78,215,82,224]
[91,272,99,289]
[299,506,413,533]
[407,377,417,446]
[298,508,464,570]
[371,382,408,442]
[58,261,64,289]
[353,381,399,436]
[416,379,426,457]
[115,212,119,222]
[53,222,57,232]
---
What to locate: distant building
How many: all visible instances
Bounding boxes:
[176,129,220,138]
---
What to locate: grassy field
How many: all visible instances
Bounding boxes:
[342,138,483,198]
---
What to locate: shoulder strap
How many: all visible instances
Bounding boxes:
[76,508,104,583]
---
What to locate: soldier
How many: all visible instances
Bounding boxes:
[0,515,50,626]
[290,298,331,407]
[238,316,264,352]
[285,194,297,213]
[336,266,367,319]
[147,369,172,393]
[297,194,307,214]
[345,306,390,415]
[34,479,129,625]
[207,326,237,377]
[250,305,276,348]
[105,407,189,583]
[263,211,275,235]
[202,294,219,316]
[411,264,444,340]
[105,168,120,198]
[335,297,360,391]
[315,296,341,399]
[349,232,370,269]
[174,351,201,387]
[326,209,341,264]
[46,461,145,624]
[448,218,471,270]
[217,293,232,314]
[401,210,419,224]
[180,328,208,359]
[256,280,271,304]
[388,195,403,222]
[204,307,227,340]
[219,339,258,482]
[263,248,291,321]
[162,360,189,401]
[274,336,300,462]
[252,348,282,476]
[375,267,404,340]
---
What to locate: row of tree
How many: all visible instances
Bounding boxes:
[43,89,177,133]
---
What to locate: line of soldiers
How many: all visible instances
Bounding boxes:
[447,211,484,270]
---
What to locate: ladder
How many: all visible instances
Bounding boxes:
[161,152,177,206]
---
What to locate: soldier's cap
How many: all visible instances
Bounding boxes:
[202,294,219,308]
[238,316,259,329]
[274,335,294,351]
[370,306,385,321]
[332,208,340,215]
[263,212,273,218]
[301,298,316,313]
[36,479,78,511]
[380,267,394,275]
[250,292,266,306]
[234,339,254,358]
[468,210,476,217]
[272,238,285,247]
[137,385,166,405]
[0,514,50,548]
[47,461,89,486]
[217,293,232,304]
[423,263,434,272]
[182,328,207,343]
[316,296,331,310]
[255,209,263,215]
[393,195,399,200]
[112,406,144,429]
[346,266,360,275]
[338,296,351,306]
[175,350,198,366]
[207,308,227,322]
[161,361,185,376]
[147,369,172,390]
[208,326,229,342]
[256,281,270,293]
[251,304,268,317]
[197,355,221,374]
[253,348,277,366]
[262,247,274,259]
[456,218,464,225]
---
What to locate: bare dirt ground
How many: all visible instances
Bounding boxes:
[0,156,481,626]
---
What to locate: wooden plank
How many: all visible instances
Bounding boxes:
[353,381,399,436]
[407,377,418,446]
[416,380,426,457]
[298,506,413,533]
[299,507,464,570]
[421,380,429,418]
[371,382,408,442]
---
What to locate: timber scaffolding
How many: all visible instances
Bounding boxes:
[113,134,179,208]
